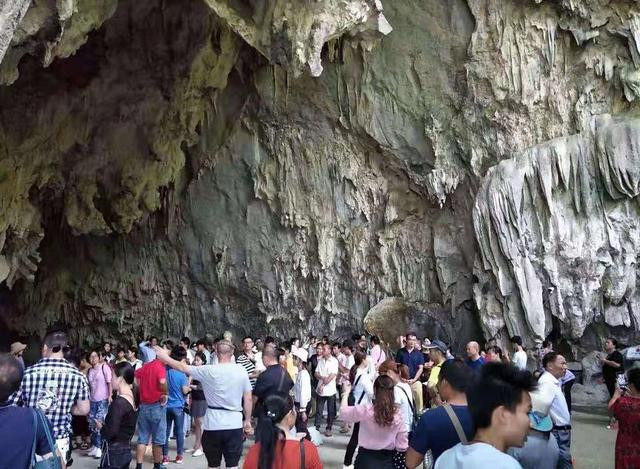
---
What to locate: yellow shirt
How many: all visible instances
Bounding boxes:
[427,362,443,386]
[286,356,298,381]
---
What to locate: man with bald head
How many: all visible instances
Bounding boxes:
[155,340,252,469]
[465,341,485,372]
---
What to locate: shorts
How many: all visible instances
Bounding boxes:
[137,402,167,446]
[191,399,207,418]
[202,428,244,467]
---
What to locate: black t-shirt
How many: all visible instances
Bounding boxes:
[191,379,205,401]
[603,350,624,382]
[101,396,138,444]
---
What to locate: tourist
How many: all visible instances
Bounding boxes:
[561,369,575,414]
[133,345,168,469]
[510,336,528,370]
[254,344,294,425]
[292,347,312,438]
[179,337,195,364]
[343,351,375,468]
[539,351,573,469]
[601,338,625,399]
[186,351,207,457]
[369,336,386,370]
[195,338,211,365]
[395,333,425,413]
[0,354,65,469]
[424,339,448,406]
[609,367,640,468]
[536,340,553,372]
[377,360,414,449]
[509,385,559,469]
[314,343,340,437]
[331,341,341,358]
[114,347,127,364]
[87,349,113,459]
[138,336,158,364]
[154,340,253,469]
[406,359,475,468]
[338,340,356,433]
[309,342,323,418]
[127,345,143,371]
[486,345,506,363]
[237,336,260,389]
[162,346,190,465]
[339,374,408,468]
[465,341,485,372]
[100,362,139,469]
[12,330,90,465]
[254,337,267,373]
[436,362,536,468]
[10,341,27,370]
[242,394,323,469]
[103,341,115,364]
[284,341,298,381]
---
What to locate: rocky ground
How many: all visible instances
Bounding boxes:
[70,410,615,469]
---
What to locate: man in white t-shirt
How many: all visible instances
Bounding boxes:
[436,362,536,469]
[314,343,339,437]
[154,340,252,469]
[510,336,528,370]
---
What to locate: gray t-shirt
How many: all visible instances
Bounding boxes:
[189,363,251,431]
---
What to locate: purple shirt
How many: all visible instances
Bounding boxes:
[88,363,112,402]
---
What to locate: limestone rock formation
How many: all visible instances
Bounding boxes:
[0,0,639,354]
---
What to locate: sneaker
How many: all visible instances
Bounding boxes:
[343,465,354,469]
[93,448,102,459]
[86,446,97,457]
[175,455,184,464]
[324,429,332,437]
[185,448,195,453]
[192,448,204,457]
[162,456,170,465]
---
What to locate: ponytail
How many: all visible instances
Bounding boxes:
[350,351,366,384]
[257,395,294,469]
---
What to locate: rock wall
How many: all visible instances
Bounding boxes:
[0,0,639,353]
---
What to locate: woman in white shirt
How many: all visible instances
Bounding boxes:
[292,348,312,438]
[343,351,379,467]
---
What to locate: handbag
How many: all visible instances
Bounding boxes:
[31,409,63,469]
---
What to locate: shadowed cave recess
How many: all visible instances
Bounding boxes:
[1,0,640,358]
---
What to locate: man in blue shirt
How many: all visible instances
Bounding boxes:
[405,359,475,467]
[0,353,60,469]
[162,346,190,465]
[396,332,425,413]
[465,341,485,372]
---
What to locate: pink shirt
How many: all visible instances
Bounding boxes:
[340,404,408,451]
[88,363,112,402]
[370,345,386,367]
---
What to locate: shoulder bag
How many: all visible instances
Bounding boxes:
[347,375,364,406]
[31,409,63,469]
[443,403,468,444]
[299,438,306,469]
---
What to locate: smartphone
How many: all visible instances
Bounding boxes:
[617,373,628,390]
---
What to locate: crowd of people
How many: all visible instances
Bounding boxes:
[1,329,639,469]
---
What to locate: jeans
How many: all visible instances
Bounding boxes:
[104,442,132,469]
[163,407,185,456]
[314,394,336,431]
[137,402,167,446]
[552,429,573,469]
[89,400,109,449]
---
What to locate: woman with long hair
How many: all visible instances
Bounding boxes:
[99,362,139,469]
[186,351,207,457]
[340,374,408,468]
[242,394,322,469]
[609,367,640,468]
[343,351,374,467]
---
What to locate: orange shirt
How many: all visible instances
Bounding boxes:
[243,439,323,469]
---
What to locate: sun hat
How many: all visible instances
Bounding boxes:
[292,348,308,363]
[424,339,448,354]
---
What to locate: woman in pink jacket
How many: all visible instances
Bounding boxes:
[340,374,408,468]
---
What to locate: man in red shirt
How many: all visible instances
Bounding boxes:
[134,355,168,469]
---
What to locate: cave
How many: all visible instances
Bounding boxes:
[1,0,640,355]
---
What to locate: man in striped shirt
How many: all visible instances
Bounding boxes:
[236,336,260,388]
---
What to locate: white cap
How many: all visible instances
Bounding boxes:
[292,348,308,363]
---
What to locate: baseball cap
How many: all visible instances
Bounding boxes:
[424,339,448,354]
